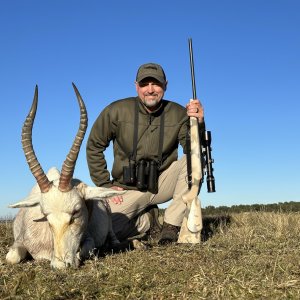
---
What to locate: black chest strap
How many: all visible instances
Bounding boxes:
[130,100,165,166]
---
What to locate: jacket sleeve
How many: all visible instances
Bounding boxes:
[86,105,116,187]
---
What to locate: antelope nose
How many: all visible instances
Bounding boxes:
[51,260,67,269]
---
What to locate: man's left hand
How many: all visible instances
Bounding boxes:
[109,186,124,205]
[186,99,204,123]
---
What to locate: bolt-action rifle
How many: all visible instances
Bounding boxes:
[178,38,216,243]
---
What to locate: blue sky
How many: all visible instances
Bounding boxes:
[1,0,299,217]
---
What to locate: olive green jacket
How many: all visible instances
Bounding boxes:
[86,96,189,189]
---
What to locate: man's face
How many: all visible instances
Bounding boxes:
[135,77,167,111]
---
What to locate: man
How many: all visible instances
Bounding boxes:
[86,63,204,244]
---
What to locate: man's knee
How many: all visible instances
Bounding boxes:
[167,155,187,174]
[178,155,187,169]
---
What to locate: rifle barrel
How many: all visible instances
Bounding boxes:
[188,38,197,100]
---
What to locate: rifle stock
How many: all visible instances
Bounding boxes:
[177,110,203,243]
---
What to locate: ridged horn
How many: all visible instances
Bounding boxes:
[22,85,52,193]
[58,83,88,192]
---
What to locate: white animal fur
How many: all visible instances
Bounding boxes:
[6,167,125,269]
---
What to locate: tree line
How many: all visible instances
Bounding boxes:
[201,201,300,215]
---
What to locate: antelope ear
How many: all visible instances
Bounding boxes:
[77,183,126,200]
[8,193,41,208]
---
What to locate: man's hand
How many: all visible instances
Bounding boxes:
[186,99,204,123]
[109,186,125,204]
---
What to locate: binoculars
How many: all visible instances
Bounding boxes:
[123,159,158,194]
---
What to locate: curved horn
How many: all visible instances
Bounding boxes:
[58,83,88,192]
[22,86,52,193]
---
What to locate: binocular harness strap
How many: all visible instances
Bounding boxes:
[130,100,165,166]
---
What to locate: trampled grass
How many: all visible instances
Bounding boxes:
[1,211,300,299]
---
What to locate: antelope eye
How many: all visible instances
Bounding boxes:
[70,210,81,223]
[73,210,81,217]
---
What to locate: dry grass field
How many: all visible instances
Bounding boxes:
[1,211,300,299]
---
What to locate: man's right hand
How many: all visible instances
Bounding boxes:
[109,186,125,204]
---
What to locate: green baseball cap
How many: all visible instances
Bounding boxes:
[136,63,166,84]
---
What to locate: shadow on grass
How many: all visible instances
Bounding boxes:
[201,214,232,242]
[93,238,148,259]
[99,214,233,257]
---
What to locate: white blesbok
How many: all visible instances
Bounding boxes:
[6,84,126,269]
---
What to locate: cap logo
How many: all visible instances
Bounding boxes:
[145,66,157,70]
